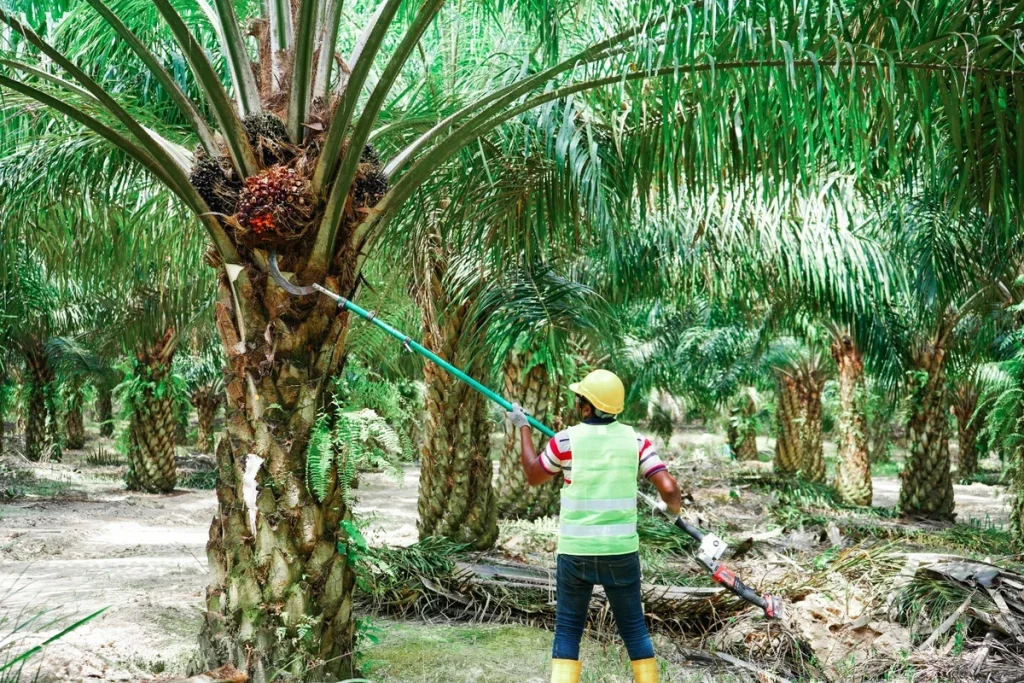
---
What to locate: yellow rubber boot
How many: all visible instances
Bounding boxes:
[551,658,581,683]
[631,658,658,683]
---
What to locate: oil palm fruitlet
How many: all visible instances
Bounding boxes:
[4,0,1022,679]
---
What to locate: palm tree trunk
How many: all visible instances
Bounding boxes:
[728,392,759,461]
[174,401,190,445]
[197,262,358,683]
[97,385,114,438]
[192,388,221,454]
[953,387,981,483]
[125,335,179,493]
[495,352,564,519]
[898,345,955,519]
[1011,446,1024,544]
[415,252,498,549]
[868,419,892,463]
[800,378,826,483]
[24,343,58,462]
[774,374,803,475]
[0,376,6,447]
[64,379,86,450]
[832,336,872,505]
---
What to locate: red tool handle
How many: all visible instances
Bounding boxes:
[673,517,783,619]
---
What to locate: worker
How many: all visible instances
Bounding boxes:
[506,369,682,683]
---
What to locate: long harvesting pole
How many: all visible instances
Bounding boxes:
[322,281,555,437]
[267,253,781,618]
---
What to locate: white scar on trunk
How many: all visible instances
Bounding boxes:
[243,453,265,535]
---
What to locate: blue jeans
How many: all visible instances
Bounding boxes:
[552,552,654,661]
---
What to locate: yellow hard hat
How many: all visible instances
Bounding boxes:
[569,369,625,415]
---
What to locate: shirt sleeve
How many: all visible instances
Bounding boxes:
[541,430,572,474]
[637,435,667,479]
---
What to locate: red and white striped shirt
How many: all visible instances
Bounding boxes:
[539,421,667,485]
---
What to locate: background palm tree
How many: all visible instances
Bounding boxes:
[178,347,226,455]
[0,244,84,462]
[881,194,1018,519]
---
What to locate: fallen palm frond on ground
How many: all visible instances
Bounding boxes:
[354,536,743,632]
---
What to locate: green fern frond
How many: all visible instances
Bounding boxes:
[306,414,335,503]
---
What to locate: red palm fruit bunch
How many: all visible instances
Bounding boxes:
[235,165,314,243]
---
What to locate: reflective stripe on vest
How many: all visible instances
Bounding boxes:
[560,497,637,512]
[560,522,637,537]
[558,421,640,556]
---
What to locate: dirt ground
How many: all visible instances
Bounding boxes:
[0,435,1011,682]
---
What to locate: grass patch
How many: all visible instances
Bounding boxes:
[178,469,218,489]
[84,446,123,467]
[0,463,73,500]
[772,503,1015,557]
[358,621,724,682]
[870,460,903,477]
[851,520,1015,557]
[963,470,1005,486]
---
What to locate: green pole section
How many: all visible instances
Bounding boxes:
[311,283,556,439]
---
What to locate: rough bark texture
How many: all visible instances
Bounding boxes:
[898,345,955,519]
[97,385,114,438]
[953,385,981,483]
[175,401,190,445]
[799,377,826,484]
[64,379,86,450]
[727,393,759,462]
[415,255,498,550]
[1011,447,1024,545]
[197,257,358,683]
[125,336,179,494]
[867,419,892,464]
[495,352,565,519]
[0,376,5,446]
[193,388,223,454]
[831,336,872,506]
[24,343,60,462]
[774,374,803,475]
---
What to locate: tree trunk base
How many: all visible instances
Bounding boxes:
[898,351,954,519]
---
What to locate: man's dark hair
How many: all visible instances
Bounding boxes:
[576,395,615,420]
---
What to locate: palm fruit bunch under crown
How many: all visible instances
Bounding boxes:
[353,144,389,209]
[236,165,312,237]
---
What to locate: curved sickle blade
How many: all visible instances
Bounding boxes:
[268,251,316,296]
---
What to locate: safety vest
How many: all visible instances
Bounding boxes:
[558,421,639,556]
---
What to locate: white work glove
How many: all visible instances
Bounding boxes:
[654,500,682,518]
[506,402,530,430]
